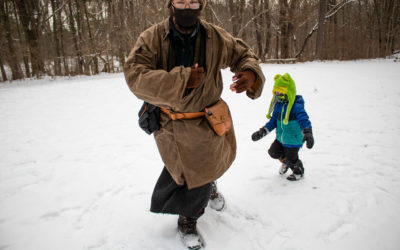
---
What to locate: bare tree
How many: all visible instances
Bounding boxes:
[315,0,328,59]
[228,0,239,36]
[0,0,23,80]
[67,0,82,75]
[11,0,31,77]
[15,0,45,77]
[295,0,355,59]
[1,0,399,82]
[0,36,8,81]
[50,0,62,75]
[263,0,272,60]
[82,0,99,74]
[253,0,263,59]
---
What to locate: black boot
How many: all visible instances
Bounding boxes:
[178,215,203,249]
[287,160,304,181]
[209,181,225,211]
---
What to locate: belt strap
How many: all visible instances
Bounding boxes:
[160,107,205,120]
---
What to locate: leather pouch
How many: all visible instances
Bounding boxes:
[205,99,232,136]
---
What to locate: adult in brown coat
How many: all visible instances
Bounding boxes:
[124,0,265,248]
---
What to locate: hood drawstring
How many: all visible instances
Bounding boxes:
[266,94,278,119]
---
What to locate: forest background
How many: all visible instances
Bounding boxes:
[0,0,399,81]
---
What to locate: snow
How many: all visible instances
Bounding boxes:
[1,60,400,250]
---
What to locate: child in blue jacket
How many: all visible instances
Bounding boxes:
[252,73,314,181]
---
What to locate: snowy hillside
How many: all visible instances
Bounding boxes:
[1,60,400,250]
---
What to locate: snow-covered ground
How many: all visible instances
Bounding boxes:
[1,60,400,250]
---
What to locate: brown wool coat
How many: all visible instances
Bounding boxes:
[124,18,265,189]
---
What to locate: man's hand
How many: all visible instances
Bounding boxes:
[230,70,256,93]
[302,128,314,149]
[187,63,204,88]
[252,127,268,141]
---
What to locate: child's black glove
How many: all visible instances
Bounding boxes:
[252,127,268,141]
[302,128,314,149]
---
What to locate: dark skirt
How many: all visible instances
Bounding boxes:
[150,167,211,219]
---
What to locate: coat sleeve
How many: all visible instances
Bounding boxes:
[123,27,191,110]
[295,103,312,130]
[225,35,265,99]
[265,107,278,132]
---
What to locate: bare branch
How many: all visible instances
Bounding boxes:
[238,9,270,37]
[295,0,356,58]
[43,1,67,24]
[207,4,224,27]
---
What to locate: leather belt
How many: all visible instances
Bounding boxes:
[160,107,205,120]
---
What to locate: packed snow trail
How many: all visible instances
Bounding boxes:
[1,60,400,250]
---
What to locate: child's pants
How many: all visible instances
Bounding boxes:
[268,139,300,165]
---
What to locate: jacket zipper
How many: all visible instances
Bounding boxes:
[280,103,285,143]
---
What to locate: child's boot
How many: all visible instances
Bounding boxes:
[287,159,304,181]
[278,157,289,175]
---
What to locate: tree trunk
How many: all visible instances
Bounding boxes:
[0,55,8,81]
[288,0,298,57]
[11,0,30,77]
[82,0,99,74]
[263,0,271,59]
[74,0,90,75]
[390,0,399,53]
[275,32,280,58]
[50,0,62,75]
[204,0,213,22]
[228,0,239,36]
[0,1,23,80]
[107,0,114,73]
[253,0,263,60]
[373,0,383,56]
[117,0,126,70]
[15,0,45,77]
[316,0,328,60]
[331,0,339,59]
[279,0,289,58]
[67,2,82,75]
[238,0,245,39]
[341,2,347,58]
[383,0,399,55]
[59,4,69,76]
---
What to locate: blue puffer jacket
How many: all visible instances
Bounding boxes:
[265,95,312,148]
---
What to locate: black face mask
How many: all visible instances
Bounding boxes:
[173,8,200,29]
